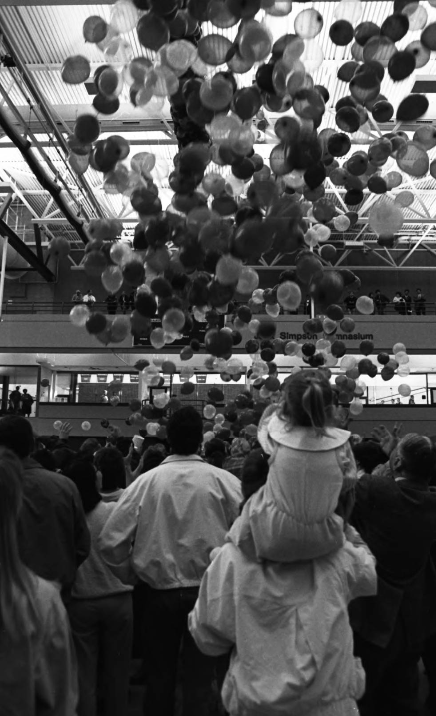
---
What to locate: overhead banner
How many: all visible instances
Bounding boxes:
[226,315,435,353]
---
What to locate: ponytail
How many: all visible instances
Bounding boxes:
[302,382,327,434]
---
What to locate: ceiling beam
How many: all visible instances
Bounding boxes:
[0,217,55,282]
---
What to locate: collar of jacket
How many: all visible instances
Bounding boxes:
[161,454,205,464]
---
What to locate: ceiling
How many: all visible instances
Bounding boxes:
[1,1,436,267]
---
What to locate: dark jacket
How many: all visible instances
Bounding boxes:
[18,457,90,601]
[350,474,436,648]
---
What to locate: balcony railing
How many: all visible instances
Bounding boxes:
[0,300,433,316]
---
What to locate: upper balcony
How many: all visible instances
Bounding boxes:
[0,300,435,354]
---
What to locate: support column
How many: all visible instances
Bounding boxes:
[0,236,8,320]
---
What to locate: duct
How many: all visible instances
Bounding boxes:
[0,106,90,245]
[0,12,103,220]
[0,218,55,282]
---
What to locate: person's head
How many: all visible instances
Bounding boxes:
[78,437,101,462]
[0,416,34,459]
[405,289,410,295]
[15,387,20,392]
[76,290,82,295]
[167,407,203,455]
[22,389,27,395]
[230,437,251,457]
[52,446,76,473]
[281,369,333,434]
[349,291,354,297]
[31,447,57,472]
[65,460,101,513]
[375,289,381,294]
[139,445,167,475]
[352,440,388,474]
[204,438,227,468]
[87,290,92,295]
[395,291,401,297]
[94,446,126,491]
[392,434,436,484]
[0,447,36,636]
[240,448,270,508]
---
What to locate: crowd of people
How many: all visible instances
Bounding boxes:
[344,288,428,316]
[1,371,436,716]
[8,385,34,416]
[71,289,136,315]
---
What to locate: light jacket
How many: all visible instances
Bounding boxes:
[99,455,242,589]
[189,520,377,716]
[243,415,357,562]
[0,576,78,716]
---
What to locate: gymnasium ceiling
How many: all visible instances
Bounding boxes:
[2,1,436,270]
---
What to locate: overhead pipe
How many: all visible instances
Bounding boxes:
[0,106,90,245]
[0,217,56,283]
[0,12,103,220]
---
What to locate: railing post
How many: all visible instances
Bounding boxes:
[0,237,8,320]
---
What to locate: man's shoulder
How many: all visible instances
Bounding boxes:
[23,462,76,494]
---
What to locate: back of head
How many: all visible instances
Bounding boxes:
[31,448,57,472]
[94,446,126,490]
[397,433,436,483]
[241,449,269,505]
[65,460,101,513]
[0,415,34,459]
[352,440,388,474]
[282,370,333,434]
[167,406,203,455]
[77,437,101,463]
[52,447,76,473]
[0,448,35,636]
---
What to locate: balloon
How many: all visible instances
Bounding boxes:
[341,355,357,371]
[70,304,90,327]
[102,265,124,294]
[110,396,120,406]
[154,392,170,409]
[62,56,91,84]
[110,315,130,342]
[53,420,63,430]
[150,328,166,349]
[204,404,217,420]
[393,342,406,354]
[356,296,374,315]
[349,399,364,416]
[277,281,301,311]
[81,421,91,431]
[398,384,411,397]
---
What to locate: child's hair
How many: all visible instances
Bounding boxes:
[281,370,333,434]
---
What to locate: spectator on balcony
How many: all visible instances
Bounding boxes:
[21,389,34,418]
[118,291,130,315]
[374,289,390,315]
[128,290,136,311]
[414,288,426,315]
[83,290,96,307]
[344,291,357,314]
[72,290,83,304]
[393,292,406,315]
[105,294,118,315]
[368,293,376,315]
[404,289,412,315]
[9,386,22,415]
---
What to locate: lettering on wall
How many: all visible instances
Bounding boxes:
[279,332,374,341]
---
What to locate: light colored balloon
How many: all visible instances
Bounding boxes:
[70,304,90,327]
[81,421,91,431]
[53,420,63,430]
[356,296,374,315]
[349,398,364,416]
[102,265,124,294]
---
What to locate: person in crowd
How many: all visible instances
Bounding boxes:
[304,294,311,314]
[66,460,133,716]
[118,291,130,314]
[414,288,426,315]
[223,437,251,479]
[393,291,406,315]
[352,439,389,477]
[94,445,126,503]
[204,437,228,469]
[404,289,412,315]
[344,291,357,314]
[21,388,34,417]
[189,448,377,716]
[350,433,436,716]
[409,395,415,404]
[105,294,118,315]
[31,446,57,472]
[0,447,79,714]
[368,292,376,315]
[241,369,357,564]
[77,437,101,464]
[71,289,83,304]
[83,289,96,306]
[9,385,22,414]
[0,415,90,603]
[126,442,167,485]
[127,290,136,311]
[374,289,390,315]
[99,406,242,716]
[52,446,77,474]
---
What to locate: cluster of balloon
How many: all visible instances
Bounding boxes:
[60,1,431,412]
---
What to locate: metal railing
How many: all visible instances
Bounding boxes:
[0,300,434,316]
